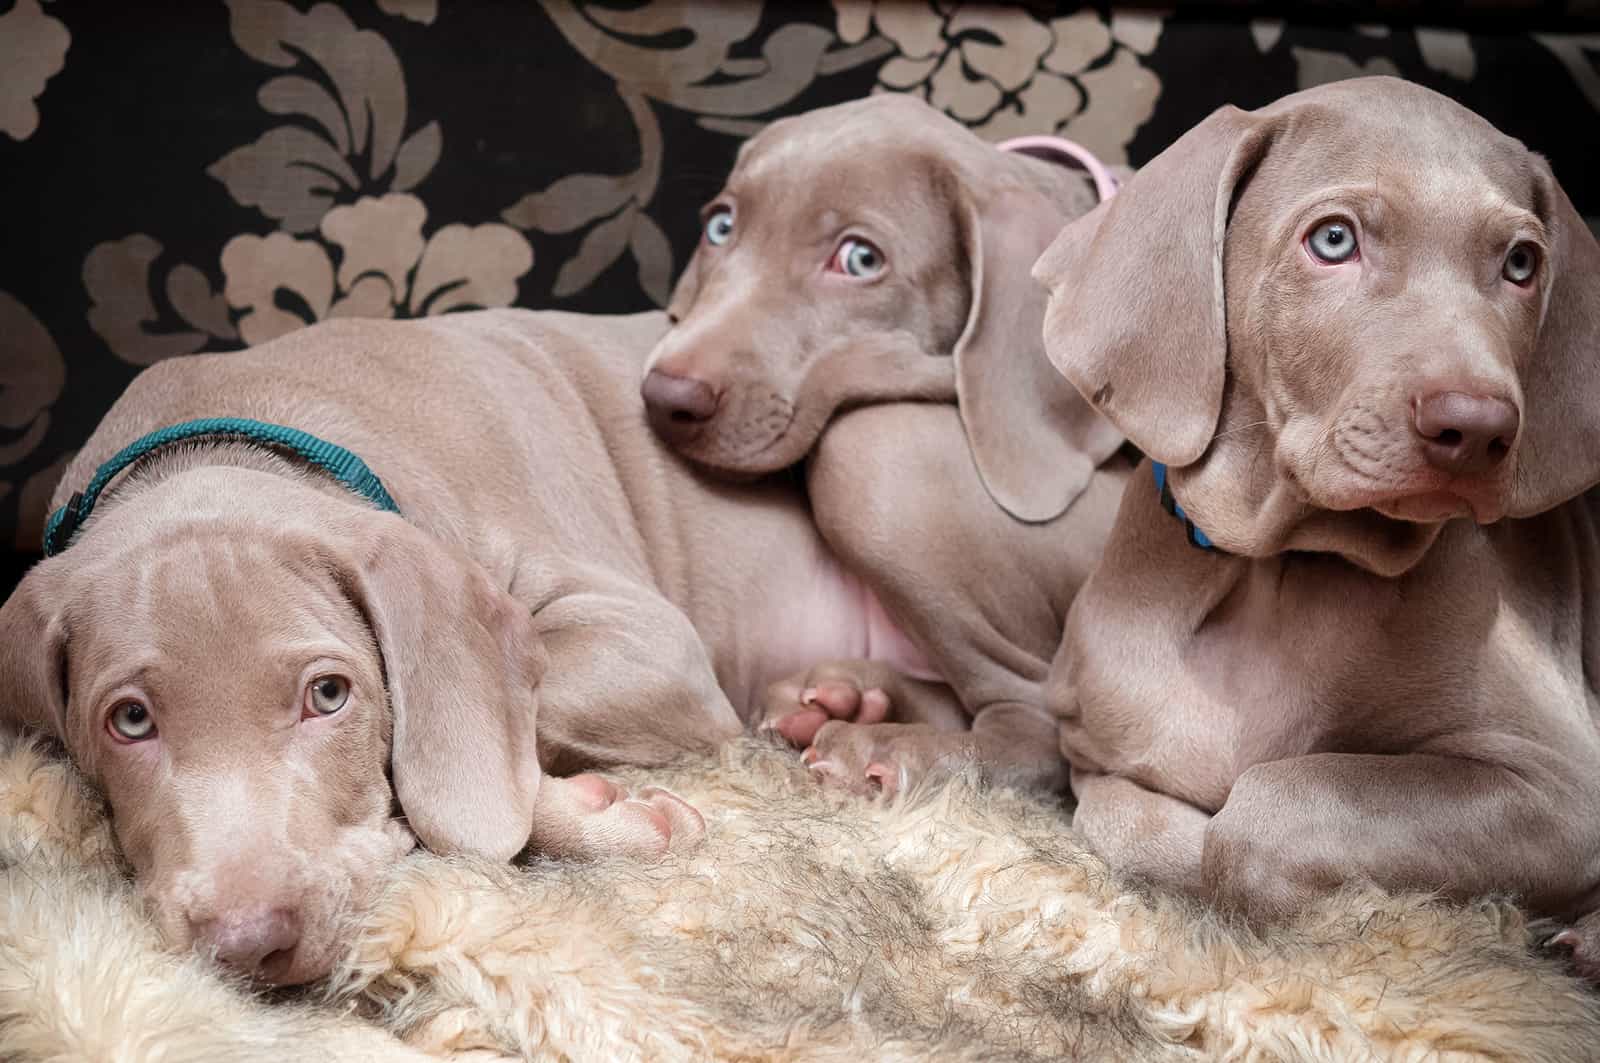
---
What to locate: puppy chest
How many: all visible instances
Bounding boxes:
[1063,554,1500,805]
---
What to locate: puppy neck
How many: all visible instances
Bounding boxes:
[1166,390,1447,578]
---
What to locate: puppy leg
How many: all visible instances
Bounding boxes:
[1070,771,1209,897]
[529,773,705,860]
[1203,753,1589,923]
[521,563,743,775]
[807,405,1100,714]
[759,659,967,747]
[804,404,1127,789]
[510,563,740,853]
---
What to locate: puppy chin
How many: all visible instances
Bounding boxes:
[1371,492,1477,524]
[1308,467,1509,526]
[1370,482,1512,525]
[675,421,815,480]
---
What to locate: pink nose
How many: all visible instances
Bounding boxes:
[1412,390,1519,477]
[190,905,302,981]
[642,370,719,443]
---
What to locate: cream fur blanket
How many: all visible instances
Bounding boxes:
[2,733,1596,1062]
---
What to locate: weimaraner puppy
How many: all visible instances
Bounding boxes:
[0,309,920,985]
[641,94,1130,796]
[1035,77,1600,973]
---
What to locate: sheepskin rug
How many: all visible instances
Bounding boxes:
[2,733,1598,1062]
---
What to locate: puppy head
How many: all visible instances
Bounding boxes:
[1037,77,1600,573]
[644,93,1122,523]
[0,467,544,984]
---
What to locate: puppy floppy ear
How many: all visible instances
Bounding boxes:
[1034,105,1272,466]
[951,175,1125,523]
[336,511,545,862]
[1508,170,1600,516]
[0,562,69,741]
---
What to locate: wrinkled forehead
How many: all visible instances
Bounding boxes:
[1253,92,1544,225]
[730,104,958,212]
[69,527,356,676]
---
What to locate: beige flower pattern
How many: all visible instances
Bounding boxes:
[520,1,895,305]
[222,194,532,346]
[83,0,529,363]
[831,2,1164,163]
[208,0,443,234]
[13,455,72,552]
[0,293,68,550]
[377,0,437,25]
[0,293,65,467]
[0,0,71,141]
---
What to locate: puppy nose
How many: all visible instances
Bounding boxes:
[191,905,302,981]
[641,370,719,442]
[1412,390,1520,477]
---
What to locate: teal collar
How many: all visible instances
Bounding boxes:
[44,417,400,556]
[1151,461,1217,552]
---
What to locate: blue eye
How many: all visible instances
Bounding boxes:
[109,700,156,741]
[1306,219,1358,264]
[829,237,885,278]
[305,675,350,717]
[1503,242,1538,285]
[705,208,733,246]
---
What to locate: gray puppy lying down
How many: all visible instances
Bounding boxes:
[642,94,1130,797]
[1036,77,1600,973]
[0,310,933,985]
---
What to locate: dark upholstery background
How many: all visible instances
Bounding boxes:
[5,1,1600,596]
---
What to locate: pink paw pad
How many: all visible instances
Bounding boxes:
[772,707,830,747]
[1545,928,1600,982]
[633,786,706,851]
[567,773,625,811]
[768,685,891,748]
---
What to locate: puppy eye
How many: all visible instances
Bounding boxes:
[704,208,733,247]
[1305,219,1359,264]
[304,675,350,717]
[1503,242,1539,286]
[828,237,885,278]
[108,700,156,742]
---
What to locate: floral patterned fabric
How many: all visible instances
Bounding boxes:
[4,1,1600,589]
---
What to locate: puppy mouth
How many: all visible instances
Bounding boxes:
[1329,480,1507,525]
[1369,491,1480,524]
[671,401,806,479]
[1311,419,1512,524]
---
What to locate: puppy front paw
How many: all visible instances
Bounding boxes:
[1543,911,1600,983]
[535,774,706,860]
[759,662,893,748]
[801,722,967,799]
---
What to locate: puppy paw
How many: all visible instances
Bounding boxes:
[800,722,963,799]
[1542,912,1600,983]
[633,785,706,853]
[535,774,706,860]
[759,662,892,748]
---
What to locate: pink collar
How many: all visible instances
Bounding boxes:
[997,134,1119,203]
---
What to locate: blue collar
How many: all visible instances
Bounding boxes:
[1151,461,1216,552]
[43,417,400,556]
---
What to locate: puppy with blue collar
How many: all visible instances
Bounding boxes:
[1036,77,1600,974]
